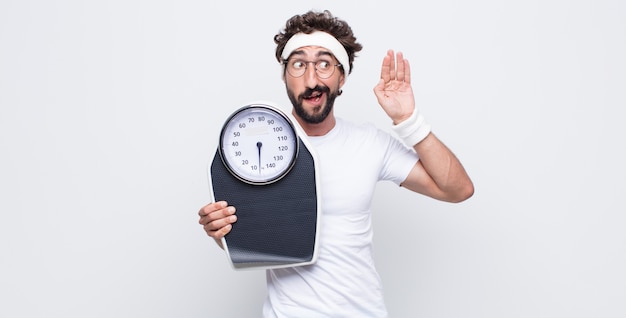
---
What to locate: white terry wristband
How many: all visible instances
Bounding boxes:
[391,109,432,147]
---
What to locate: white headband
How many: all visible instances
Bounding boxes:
[281,31,351,75]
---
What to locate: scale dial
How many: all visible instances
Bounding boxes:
[218,104,299,185]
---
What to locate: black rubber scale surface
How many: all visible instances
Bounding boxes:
[210,138,318,269]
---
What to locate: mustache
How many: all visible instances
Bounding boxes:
[300,85,330,99]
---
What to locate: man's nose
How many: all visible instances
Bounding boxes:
[303,64,319,87]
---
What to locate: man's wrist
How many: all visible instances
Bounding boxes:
[391,109,431,147]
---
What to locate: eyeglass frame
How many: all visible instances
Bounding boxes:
[282,58,343,79]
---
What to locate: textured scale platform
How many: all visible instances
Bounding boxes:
[210,137,319,270]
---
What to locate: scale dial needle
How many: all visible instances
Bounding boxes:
[257,142,262,175]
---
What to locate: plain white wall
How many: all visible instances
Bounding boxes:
[1,0,624,317]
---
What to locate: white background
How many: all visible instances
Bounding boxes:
[1,0,625,317]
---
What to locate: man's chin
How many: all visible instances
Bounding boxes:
[302,107,332,124]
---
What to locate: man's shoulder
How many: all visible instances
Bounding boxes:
[335,117,396,146]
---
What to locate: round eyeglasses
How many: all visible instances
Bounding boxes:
[283,59,342,79]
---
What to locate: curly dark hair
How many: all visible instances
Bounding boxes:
[274,10,363,75]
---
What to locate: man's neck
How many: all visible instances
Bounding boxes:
[292,111,336,137]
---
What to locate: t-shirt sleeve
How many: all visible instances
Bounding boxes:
[377,129,419,185]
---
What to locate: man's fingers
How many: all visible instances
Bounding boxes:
[199,206,236,225]
[197,201,236,231]
[396,52,405,81]
[205,223,233,240]
[202,209,237,240]
[381,50,412,83]
[387,50,396,81]
[207,213,237,230]
[198,201,228,216]
[403,58,411,84]
[380,53,391,82]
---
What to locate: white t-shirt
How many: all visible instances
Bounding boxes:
[263,118,419,317]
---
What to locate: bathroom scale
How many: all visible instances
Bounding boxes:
[207,102,321,270]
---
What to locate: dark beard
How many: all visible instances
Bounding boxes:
[287,85,338,124]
